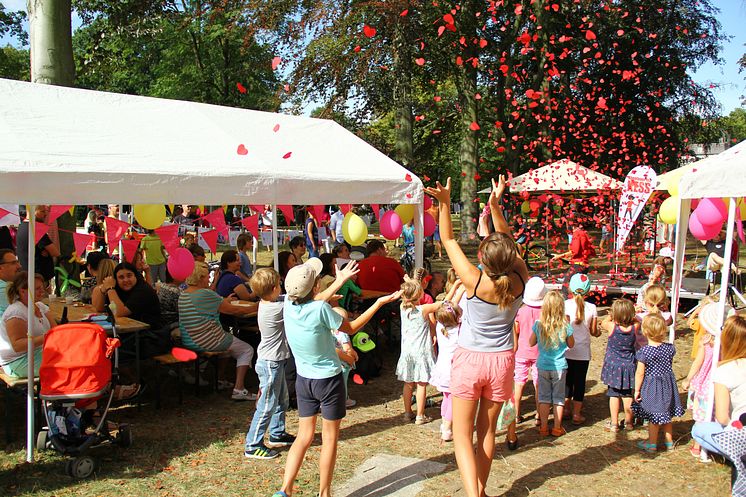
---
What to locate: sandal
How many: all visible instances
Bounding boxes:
[604,421,620,432]
[551,427,566,437]
[636,441,657,453]
[538,426,550,437]
[690,445,701,458]
[271,492,289,497]
[663,441,674,450]
[534,416,541,427]
[113,383,142,401]
[516,414,525,424]
[572,415,586,426]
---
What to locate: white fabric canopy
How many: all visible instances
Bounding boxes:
[677,139,746,199]
[506,159,622,192]
[0,79,422,205]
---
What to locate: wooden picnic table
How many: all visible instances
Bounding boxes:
[47,300,150,333]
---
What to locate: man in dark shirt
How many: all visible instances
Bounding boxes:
[16,205,60,284]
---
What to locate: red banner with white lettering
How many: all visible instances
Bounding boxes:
[615,165,657,253]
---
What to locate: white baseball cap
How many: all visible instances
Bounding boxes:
[285,258,323,301]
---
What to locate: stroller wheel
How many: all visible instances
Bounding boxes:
[118,424,133,448]
[65,456,98,479]
[36,430,49,452]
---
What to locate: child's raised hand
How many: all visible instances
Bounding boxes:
[337,259,359,281]
[488,175,508,207]
[378,290,402,305]
[424,178,452,204]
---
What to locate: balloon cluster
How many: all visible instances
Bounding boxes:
[378,200,437,241]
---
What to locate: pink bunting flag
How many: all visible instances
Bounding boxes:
[200,229,218,254]
[241,215,259,240]
[72,232,93,257]
[340,204,352,215]
[0,207,11,220]
[202,208,228,237]
[120,239,140,264]
[278,205,295,225]
[311,205,326,223]
[34,222,50,244]
[104,217,131,256]
[155,224,181,254]
[370,204,380,220]
[48,205,73,223]
[249,204,265,215]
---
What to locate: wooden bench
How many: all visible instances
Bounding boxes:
[151,350,230,408]
[0,372,40,444]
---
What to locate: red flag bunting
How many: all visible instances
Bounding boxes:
[155,224,180,254]
[340,204,352,215]
[201,229,218,254]
[34,222,50,245]
[48,205,73,223]
[370,204,380,220]
[202,208,228,237]
[241,215,259,240]
[104,217,131,255]
[120,239,140,264]
[72,232,93,257]
[311,205,326,223]
[277,205,295,225]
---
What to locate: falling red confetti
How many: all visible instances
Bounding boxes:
[271,56,282,70]
[236,83,246,94]
[237,144,248,155]
[470,121,480,131]
[282,152,292,159]
[363,25,376,38]
[405,173,413,182]
[415,58,425,66]
[273,124,280,133]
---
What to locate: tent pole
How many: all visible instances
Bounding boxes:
[26,205,36,463]
[272,205,279,271]
[414,202,424,268]
[669,197,691,343]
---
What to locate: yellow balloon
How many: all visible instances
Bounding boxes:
[343,213,368,246]
[134,204,167,230]
[521,200,531,214]
[666,169,684,197]
[395,204,415,224]
[658,196,679,225]
[723,197,746,221]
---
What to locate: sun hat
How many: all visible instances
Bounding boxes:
[523,276,547,307]
[659,246,674,259]
[352,331,376,352]
[699,302,735,336]
[569,273,592,295]
[285,258,323,301]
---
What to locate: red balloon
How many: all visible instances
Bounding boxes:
[688,211,722,241]
[380,210,403,240]
[423,213,437,237]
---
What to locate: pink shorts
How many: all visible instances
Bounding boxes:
[450,347,515,402]
[514,357,538,385]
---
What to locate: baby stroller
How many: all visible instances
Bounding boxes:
[36,322,132,478]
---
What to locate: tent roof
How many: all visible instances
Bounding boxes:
[0,79,421,205]
[655,162,698,191]
[506,159,622,192]
[678,140,746,199]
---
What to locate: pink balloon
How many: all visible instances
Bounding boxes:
[688,211,723,241]
[424,196,433,210]
[423,213,436,237]
[380,210,403,240]
[167,247,195,281]
[694,198,727,226]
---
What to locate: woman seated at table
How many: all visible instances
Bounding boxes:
[93,261,161,329]
[178,261,258,401]
[215,250,254,300]
[0,272,55,378]
[81,254,113,304]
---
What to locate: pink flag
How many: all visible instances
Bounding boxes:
[311,205,326,223]
[104,217,131,255]
[278,205,295,225]
[370,204,381,220]
[340,204,352,215]
[34,222,50,244]
[249,204,265,215]
[241,215,259,240]
[72,232,92,257]
[48,205,73,223]
[155,224,180,253]
[121,239,140,264]
[201,229,218,254]
[202,208,228,237]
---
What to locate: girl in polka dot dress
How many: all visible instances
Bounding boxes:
[633,314,685,452]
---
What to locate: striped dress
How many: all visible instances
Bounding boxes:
[178,289,232,352]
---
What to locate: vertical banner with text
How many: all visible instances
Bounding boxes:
[615,165,657,253]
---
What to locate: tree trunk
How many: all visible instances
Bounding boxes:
[457,0,479,242]
[392,15,414,169]
[27,0,74,86]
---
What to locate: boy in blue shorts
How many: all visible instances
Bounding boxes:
[244,268,294,459]
[272,258,399,497]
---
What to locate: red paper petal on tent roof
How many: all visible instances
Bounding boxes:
[237,144,248,155]
[283,152,292,159]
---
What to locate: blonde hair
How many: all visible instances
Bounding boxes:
[444,268,458,293]
[687,294,718,329]
[400,278,423,313]
[571,292,586,325]
[610,298,636,327]
[642,314,668,343]
[478,232,517,309]
[186,261,209,286]
[435,300,462,333]
[537,290,567,349]
[250,268,281,300]
[98,259,116,282]
[643,284,668,313]
[720,314,746,366]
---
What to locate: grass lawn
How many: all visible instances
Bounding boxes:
[0,219,736,496]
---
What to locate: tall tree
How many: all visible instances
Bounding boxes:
[27,0,74,85]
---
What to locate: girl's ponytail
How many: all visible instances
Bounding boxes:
[573,293,586,325]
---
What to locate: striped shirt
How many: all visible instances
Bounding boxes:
[178,289,231,351]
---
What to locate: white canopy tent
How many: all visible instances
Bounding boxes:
[669,139,746,423]
[504,159,623,192]
[0,78,424,462]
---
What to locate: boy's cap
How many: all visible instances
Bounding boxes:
[569,273,591,295]
[659,246,674,259]
[352,331,375,352]
[285,258,323,301]
[522,276,546,307]
[699,302,735,336]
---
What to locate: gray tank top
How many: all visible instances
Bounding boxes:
[458,271,525,352]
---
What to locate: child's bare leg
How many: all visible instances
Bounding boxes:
[506,421,517,443]
[318,418,342,497]
[538,403,551,431]
[621,397,634,425]
[553,404,564,430]
[280,415,317,496]
[513,381,525,417]
[647,423,660,445]
[609,397,620,426]
[403,383,414,415]
[415,383,428,417]
[662,423,673,445]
